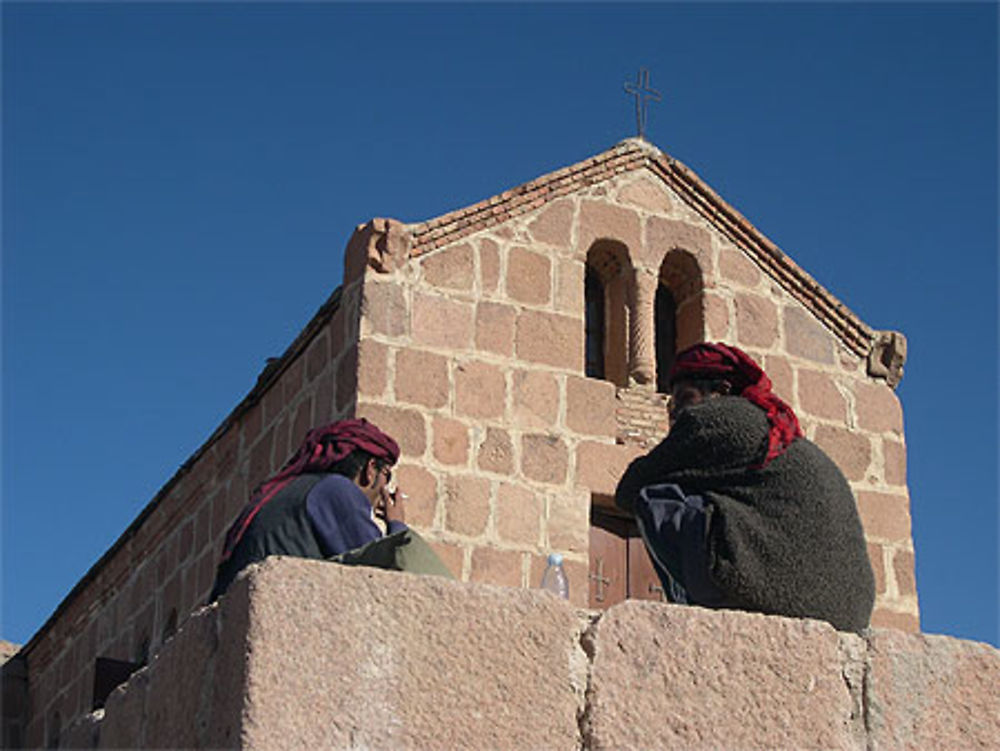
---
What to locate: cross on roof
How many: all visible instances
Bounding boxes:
[624,67,661,141]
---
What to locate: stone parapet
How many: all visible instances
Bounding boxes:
[78,559,996,751]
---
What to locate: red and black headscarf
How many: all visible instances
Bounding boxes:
[669,342,802,466]
[220,418,400,561]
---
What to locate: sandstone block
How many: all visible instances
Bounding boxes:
[735,292,779,348]
[892,548,917,597]
[478,238,501,293]
[454,359,506,419]
[813,425,872,482]
[857,490,912,543]
[868,542,887,595]
[798,369,847,421]
[99,667,149,749]
[784,306,835,364]
[233,559,583,749]
[474,301,516,357]
[554,257,584,315]
[865,628,1000,749]
[426,538,464,579]
[527,198,574,248]
[420,242,474,291]
[495,483,541,546]
[477,427,514,474]
[882,438,907,487]
[357,338,388,398]
[870,609,920,632]
[565,376,616,437]
[361,280,408,338]
[394,348,449,409]
[444,474,491,536]
[356,403,427,457]
[411,292,474,350]
[505,246,551,305]
[468,546,524,588]
[854,380,904,435]
[719,246,762,287]
[521,433,569,485]
[575,441,642,498]
[515,309,581,370]
[546,491,589,553]
[143,609,217,749]
[585,601,857,751]
[395,463,438,528]
[644,216,712,271]
[511,369,559,429]
[762,354,794,405]
[432,416,469,466]
[616,175,676,213]
[703,291,730,340]
[578,200,641,256]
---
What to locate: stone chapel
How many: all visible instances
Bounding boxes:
[4,138,949,749]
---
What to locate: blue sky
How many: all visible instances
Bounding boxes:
[3,3,997,648]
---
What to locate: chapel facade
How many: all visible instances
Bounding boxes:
[3,139,915,748]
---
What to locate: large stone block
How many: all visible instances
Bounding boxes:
[236,558,584,750]
[865,628,1000,749]
[584,601,859,750]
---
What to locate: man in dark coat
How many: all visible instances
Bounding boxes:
[615,343,875,632]
[210,418,407,600]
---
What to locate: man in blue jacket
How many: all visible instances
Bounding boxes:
[210,418,408,600]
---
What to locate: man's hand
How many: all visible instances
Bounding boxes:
[376,488,406,524]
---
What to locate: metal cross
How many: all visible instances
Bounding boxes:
[623,67,661,141]
[589,558,612,603]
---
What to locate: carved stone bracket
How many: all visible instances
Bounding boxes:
[343,217,412,282]
[867,330,907,388]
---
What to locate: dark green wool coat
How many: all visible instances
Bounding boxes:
[615,396,875,632]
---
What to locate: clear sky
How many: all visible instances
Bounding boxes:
[3,3,997,648]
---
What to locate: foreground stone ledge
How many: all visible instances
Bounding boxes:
[86,559,999,750]
[583,601,862,750]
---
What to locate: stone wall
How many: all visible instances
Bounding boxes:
[73,559,1000,750]
[353,164,916,628]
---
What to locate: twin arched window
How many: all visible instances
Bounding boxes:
[584,245,700,391]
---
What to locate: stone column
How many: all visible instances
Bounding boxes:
[628,270,657,387]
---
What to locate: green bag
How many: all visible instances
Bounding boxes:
[330,528,455,579]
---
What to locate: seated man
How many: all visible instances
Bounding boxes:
[615,342,875,632]
[210,418,408,600]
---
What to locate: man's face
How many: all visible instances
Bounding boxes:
[669,381,710,424]
[358,458,393,507]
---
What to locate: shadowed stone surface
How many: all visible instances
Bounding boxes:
[239,558,584,751]
[583,601,858,751]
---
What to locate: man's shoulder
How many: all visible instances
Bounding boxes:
[310,473,360,495]
[680,396,768,434]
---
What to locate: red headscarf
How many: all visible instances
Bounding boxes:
[220,418,400,560]
[669,342,802,466]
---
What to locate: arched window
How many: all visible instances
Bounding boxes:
[585,267,605,379]
[655,285,677,393]
[656,250,705,392]
[584,241,632,387]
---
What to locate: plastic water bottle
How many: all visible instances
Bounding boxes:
[540,552,569,599]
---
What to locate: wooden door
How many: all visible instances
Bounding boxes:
[589,509,667,608]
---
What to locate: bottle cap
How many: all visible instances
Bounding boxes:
[547,552,563,566]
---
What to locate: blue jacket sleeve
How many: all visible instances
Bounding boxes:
[305,475,407,557]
